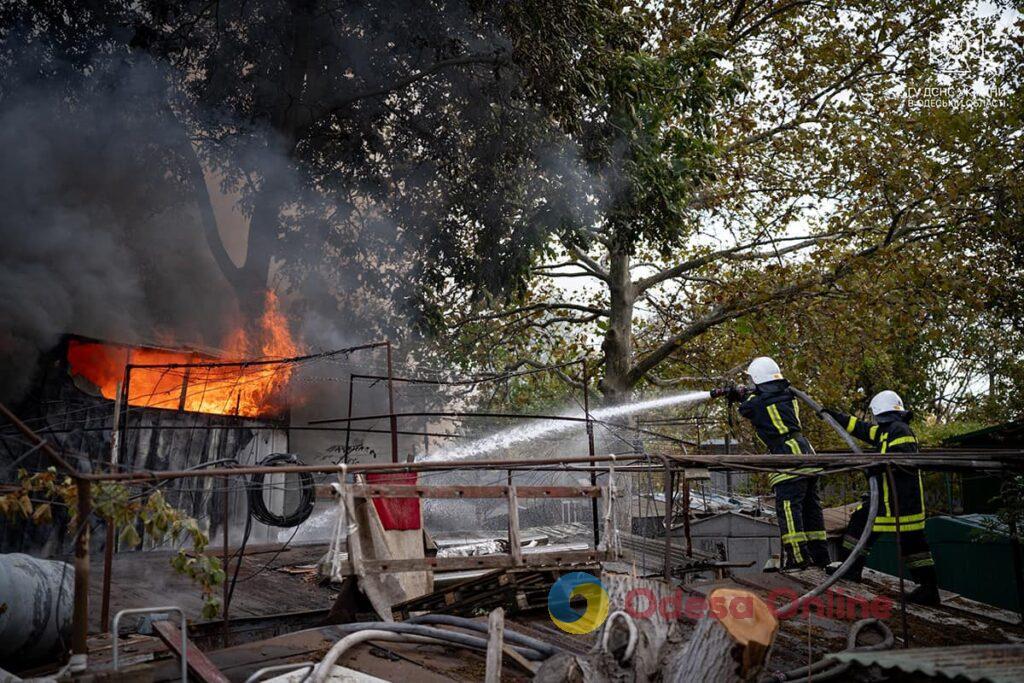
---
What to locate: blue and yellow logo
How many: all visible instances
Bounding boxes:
[547,572,609,634]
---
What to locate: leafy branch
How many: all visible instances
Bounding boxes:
[0,468,225,619]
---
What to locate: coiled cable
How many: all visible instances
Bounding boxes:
[246,453,315,527]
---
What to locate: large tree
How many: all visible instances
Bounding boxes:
[136,0,612,325]
[2,0,612,326]
[435,0,1023,404]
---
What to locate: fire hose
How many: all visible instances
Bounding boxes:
[406,614,561,657]
[305,622,554,683]
[789,387,862,454]
[772,388,880,616]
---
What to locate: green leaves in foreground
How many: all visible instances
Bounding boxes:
[0,467,224,619]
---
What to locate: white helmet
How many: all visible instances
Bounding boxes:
[746,356,783,385]
[869,390,905,416]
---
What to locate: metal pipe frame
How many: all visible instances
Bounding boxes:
[24,424,474,439]
[123,341,389,370]
[72,479,91,657]
[385,341,399,463]
[113,606,187,682]
[3,389,1023,664]
[660,455,674,579]
[48,451,1024,484]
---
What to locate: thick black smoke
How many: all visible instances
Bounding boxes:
[0,19,609,403]
[0,51,239,400]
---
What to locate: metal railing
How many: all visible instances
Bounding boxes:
[112,606,187,682]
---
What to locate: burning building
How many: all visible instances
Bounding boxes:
[0,294,301,554]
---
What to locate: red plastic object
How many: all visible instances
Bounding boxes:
[365,472,421,530]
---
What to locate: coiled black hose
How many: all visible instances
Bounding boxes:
[759,618,894,682]
[246,453,316,527]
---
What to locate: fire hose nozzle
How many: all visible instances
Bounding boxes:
[711,385,750,401]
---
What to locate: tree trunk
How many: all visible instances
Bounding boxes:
[234,189,280,321]
[228,0,317,323]
[664,588,778,682]
[600,244,635,404]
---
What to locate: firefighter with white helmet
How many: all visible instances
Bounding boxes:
[824,390,940,605]
[713,357,830,569]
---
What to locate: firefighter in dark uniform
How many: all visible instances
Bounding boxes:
[718,357,830,569]
[823,390,940,606]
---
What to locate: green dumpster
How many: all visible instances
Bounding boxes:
[864,514,1023,611]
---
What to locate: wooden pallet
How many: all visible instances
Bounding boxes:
[392,566,597,620]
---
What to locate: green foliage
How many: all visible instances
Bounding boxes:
[914,419,989,448]
[0,468,223,619]
[440,0,1023,426]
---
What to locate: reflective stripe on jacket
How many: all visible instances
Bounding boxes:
[737,379,821,487]
[837,411,926,529]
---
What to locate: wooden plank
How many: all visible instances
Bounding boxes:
[152,620,231,683]
[336,549,609,575]
[507,487,523,567]
[335,484,603,500]
[392,568,587,619]
[485,607,504,683]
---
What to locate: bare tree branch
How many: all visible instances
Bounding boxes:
[634,232,842,293]
[180,128,246,293]
[565,244,611,283]
[451,302,610,331]
[626,224,925,385]
[731,0,814,44]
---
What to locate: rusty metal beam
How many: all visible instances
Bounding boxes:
[341,484,603,500]
[72,479,91,656]
[334,549,612,575]
[152,620,230,683]
[45,451,1024,485]
[0,402,78,475]
[125,340,389,370]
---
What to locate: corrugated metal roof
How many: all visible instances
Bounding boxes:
[829,645,1024,682]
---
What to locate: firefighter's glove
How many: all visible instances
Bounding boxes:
[712,384,749,402]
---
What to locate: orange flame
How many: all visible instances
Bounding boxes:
[67,291,300,418]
